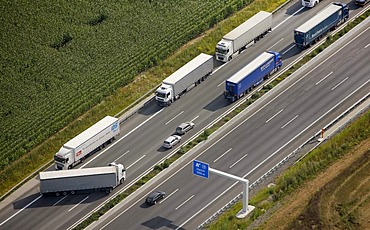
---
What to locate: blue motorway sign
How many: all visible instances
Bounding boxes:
[193,160,209,179]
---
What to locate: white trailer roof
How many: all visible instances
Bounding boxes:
[64,116,118,148]
[40,166,116,180]
[295,4,341,33]
[224,11,272,40]
[228,52,274,84]
[164,53,213,85]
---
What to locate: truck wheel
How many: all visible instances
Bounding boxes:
[120,178,125,184]
[55,192,60,197]
[106,188,112,194]
[62,191,68,196]
[70,191,75,195]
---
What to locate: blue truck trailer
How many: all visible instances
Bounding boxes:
[224,51,282,102]
[294,2,349,49]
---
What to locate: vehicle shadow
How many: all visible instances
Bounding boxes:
[137,98,163,116]
[203,93,230,112]
[12,190,109,209]
[280,42,301,60]
[142,216,186,230]
[284,1,308,16]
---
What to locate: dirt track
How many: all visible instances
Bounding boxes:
[255,139,370,230]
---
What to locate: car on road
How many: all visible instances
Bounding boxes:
[163,135,181,149]
[175,121,195,135]
[146,191,165,205]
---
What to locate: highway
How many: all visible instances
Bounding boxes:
[91,15,370,229]
[0,1,368,229]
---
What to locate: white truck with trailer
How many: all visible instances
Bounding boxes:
[39,162,126,196]
[155,53,213,106]
[54,116,120,170]
[215,11,272,62]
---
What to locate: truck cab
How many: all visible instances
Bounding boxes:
[155,84,173,106]
[215,39,233,62]
[54,147,72,170]
[302,0,320,8]
[108,162,126,184]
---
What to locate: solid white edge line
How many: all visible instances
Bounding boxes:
[214,148,232,162]
[127,155,146,169]
[68,196,89,212]
[266,109,283,123]
[365,43,370,49]
[316,71,333,85]
[281,114,299,129]
[229,153,248,168]
[175,195,195,211]
[165,111,184,125]
[332,77,349,91]
[160,188,179,204]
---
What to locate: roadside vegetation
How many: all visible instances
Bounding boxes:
[0,0,288,197]
[205,111,370,230]
[74,5,370,230]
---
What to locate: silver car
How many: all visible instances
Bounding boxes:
[163,135,181,149]
[176,121,195,135]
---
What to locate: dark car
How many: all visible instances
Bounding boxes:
[146,191,165,205]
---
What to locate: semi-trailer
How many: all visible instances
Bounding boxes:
[155,53,213,106]
[294,2,349,49]
[54,116,119,170]
[224,51,282,102]
[40,162,126,196]
[215,11,272,62]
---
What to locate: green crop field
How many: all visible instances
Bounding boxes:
[0,0,252,171]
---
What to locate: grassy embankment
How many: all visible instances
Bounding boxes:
[0,0,287,197]
[206,112,370,230]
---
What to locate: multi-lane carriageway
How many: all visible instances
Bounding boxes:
[0,1,369,230]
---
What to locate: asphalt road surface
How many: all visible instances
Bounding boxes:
[0,1,368,230]
[90,13,370,230]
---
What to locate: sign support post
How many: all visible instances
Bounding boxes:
[193,160,255,218]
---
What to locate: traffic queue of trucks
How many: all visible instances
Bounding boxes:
[40,3,351,196]
[40,162,126,196]
[294,2,349,49]
[215,11,272,62]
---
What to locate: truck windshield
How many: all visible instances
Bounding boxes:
[216,47,228,54]
[156,92,166,98]
[54,155,66,163]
